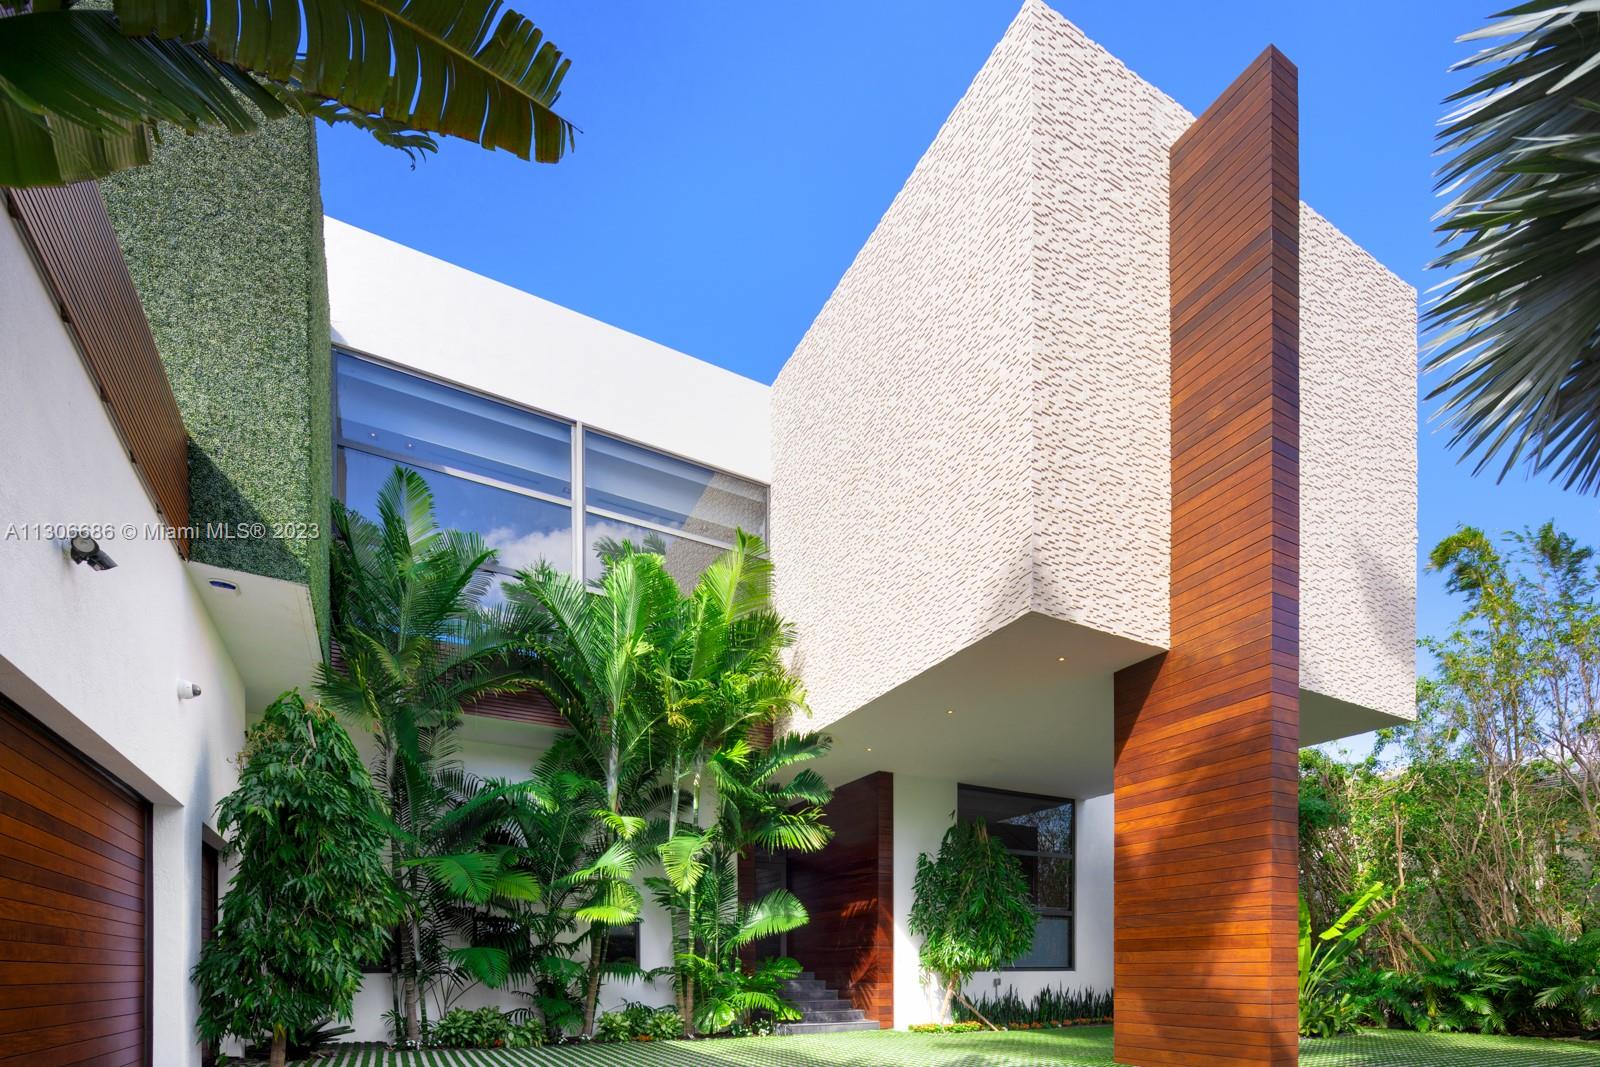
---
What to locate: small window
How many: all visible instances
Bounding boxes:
[603,921,641,965]
[957,785,1075,970]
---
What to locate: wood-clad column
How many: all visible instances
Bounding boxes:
[1112,47,1299,1067]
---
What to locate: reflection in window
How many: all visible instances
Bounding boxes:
[336,353,571,498]
[957,785,1075,970]
[333,349,769,591]
[585,432,766,543]
[584,513,723,591]
[340,450,572,574]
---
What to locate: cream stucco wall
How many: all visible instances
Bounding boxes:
[771,0,1417,735]
[0,213,249,1067]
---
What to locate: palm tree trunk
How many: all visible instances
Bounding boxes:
[269,1026,287,1067]
[582,925,608,1035]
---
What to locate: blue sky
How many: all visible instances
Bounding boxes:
[318,0,1597,664]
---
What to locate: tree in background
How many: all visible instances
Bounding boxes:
[0,0,575,187]
[908,819,1036,1029]
[1429,3,1600,492]
[192,692,396,1067]
[1300,522,1600,960]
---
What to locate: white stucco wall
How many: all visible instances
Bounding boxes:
[323,218,771,484]
[891,775,1112,1029]
[0,214,249,1067]
[771,0,1417,734]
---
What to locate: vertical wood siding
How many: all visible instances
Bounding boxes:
[1112,47,1300,1067]
[6,183,189,555]
[785,772,893,1026]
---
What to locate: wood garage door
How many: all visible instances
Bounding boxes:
[0,697,149,1066]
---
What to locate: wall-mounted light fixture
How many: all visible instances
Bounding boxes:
[177,680,203,700]
[69,535,116,571]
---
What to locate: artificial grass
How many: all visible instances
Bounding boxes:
[293,1027,1600,1066]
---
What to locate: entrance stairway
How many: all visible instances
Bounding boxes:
[777,972,881,1034]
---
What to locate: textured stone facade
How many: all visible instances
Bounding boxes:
[771,0,1417,731]
[1300,207,1418,722]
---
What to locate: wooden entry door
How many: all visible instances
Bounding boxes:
[0,696,150,1066]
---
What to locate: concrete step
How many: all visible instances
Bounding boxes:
[792,1008,866,1024]
[777,1019,882,1035]
[785,994,854,1010]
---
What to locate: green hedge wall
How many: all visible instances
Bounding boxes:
[101,118,331,645]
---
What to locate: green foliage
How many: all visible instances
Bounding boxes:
[0,0,575,186]
[593,1008,636,1043]
[319,467,537,1043]
[98,116,331,640]
[428,1006,544,1049]
[640,1006,685,1040]
[953,986,1113,1029]
[1300,884,1390,1038]
[1428,3,1600,492]
[242,1019,352,1060]
[192,692,396,1066]
[1301,524,1600,961]
[1335,927,1600,1038]
[909,819,1036,1026]
[908,1021,984,1033]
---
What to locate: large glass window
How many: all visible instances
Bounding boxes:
[957,785,1075,970]
[334,351,768,591]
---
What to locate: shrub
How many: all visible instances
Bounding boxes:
[594,1009,635,1043]
[908,1021,982,1033]
[432,1007,508,1049]
[955,986,1112,1029]
[429,1006,544,1049]
[641,1008,684,1041]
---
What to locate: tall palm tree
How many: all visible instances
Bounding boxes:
[0,0,575,187]
[645,531,831,1033]
[1430,2,1600,492]
[317,466,531,1045]
[504,551,679,1035]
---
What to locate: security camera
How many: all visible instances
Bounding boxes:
[177,680,203,700]
[69,535,117,571]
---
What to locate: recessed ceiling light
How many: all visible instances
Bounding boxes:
[865,747,872,752]
[946,708,954,715]
[1057,656,1066,662]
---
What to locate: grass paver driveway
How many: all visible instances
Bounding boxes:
[297,1027,1600,1066]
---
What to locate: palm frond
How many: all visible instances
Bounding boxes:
[1428,2,1600,492]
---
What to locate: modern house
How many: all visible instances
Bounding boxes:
[0,3,1414,1065]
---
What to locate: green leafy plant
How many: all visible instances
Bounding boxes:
[908,819,1036,1029]
[0,0,576,187]
[593,1008,635,1043]
[192,692,398,1067]
[955,987,1112,1029]
[1428,3,1600,492]
[641,1007,685,1040]
[1300,883,1390,1038]
[319,467,538,1044]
